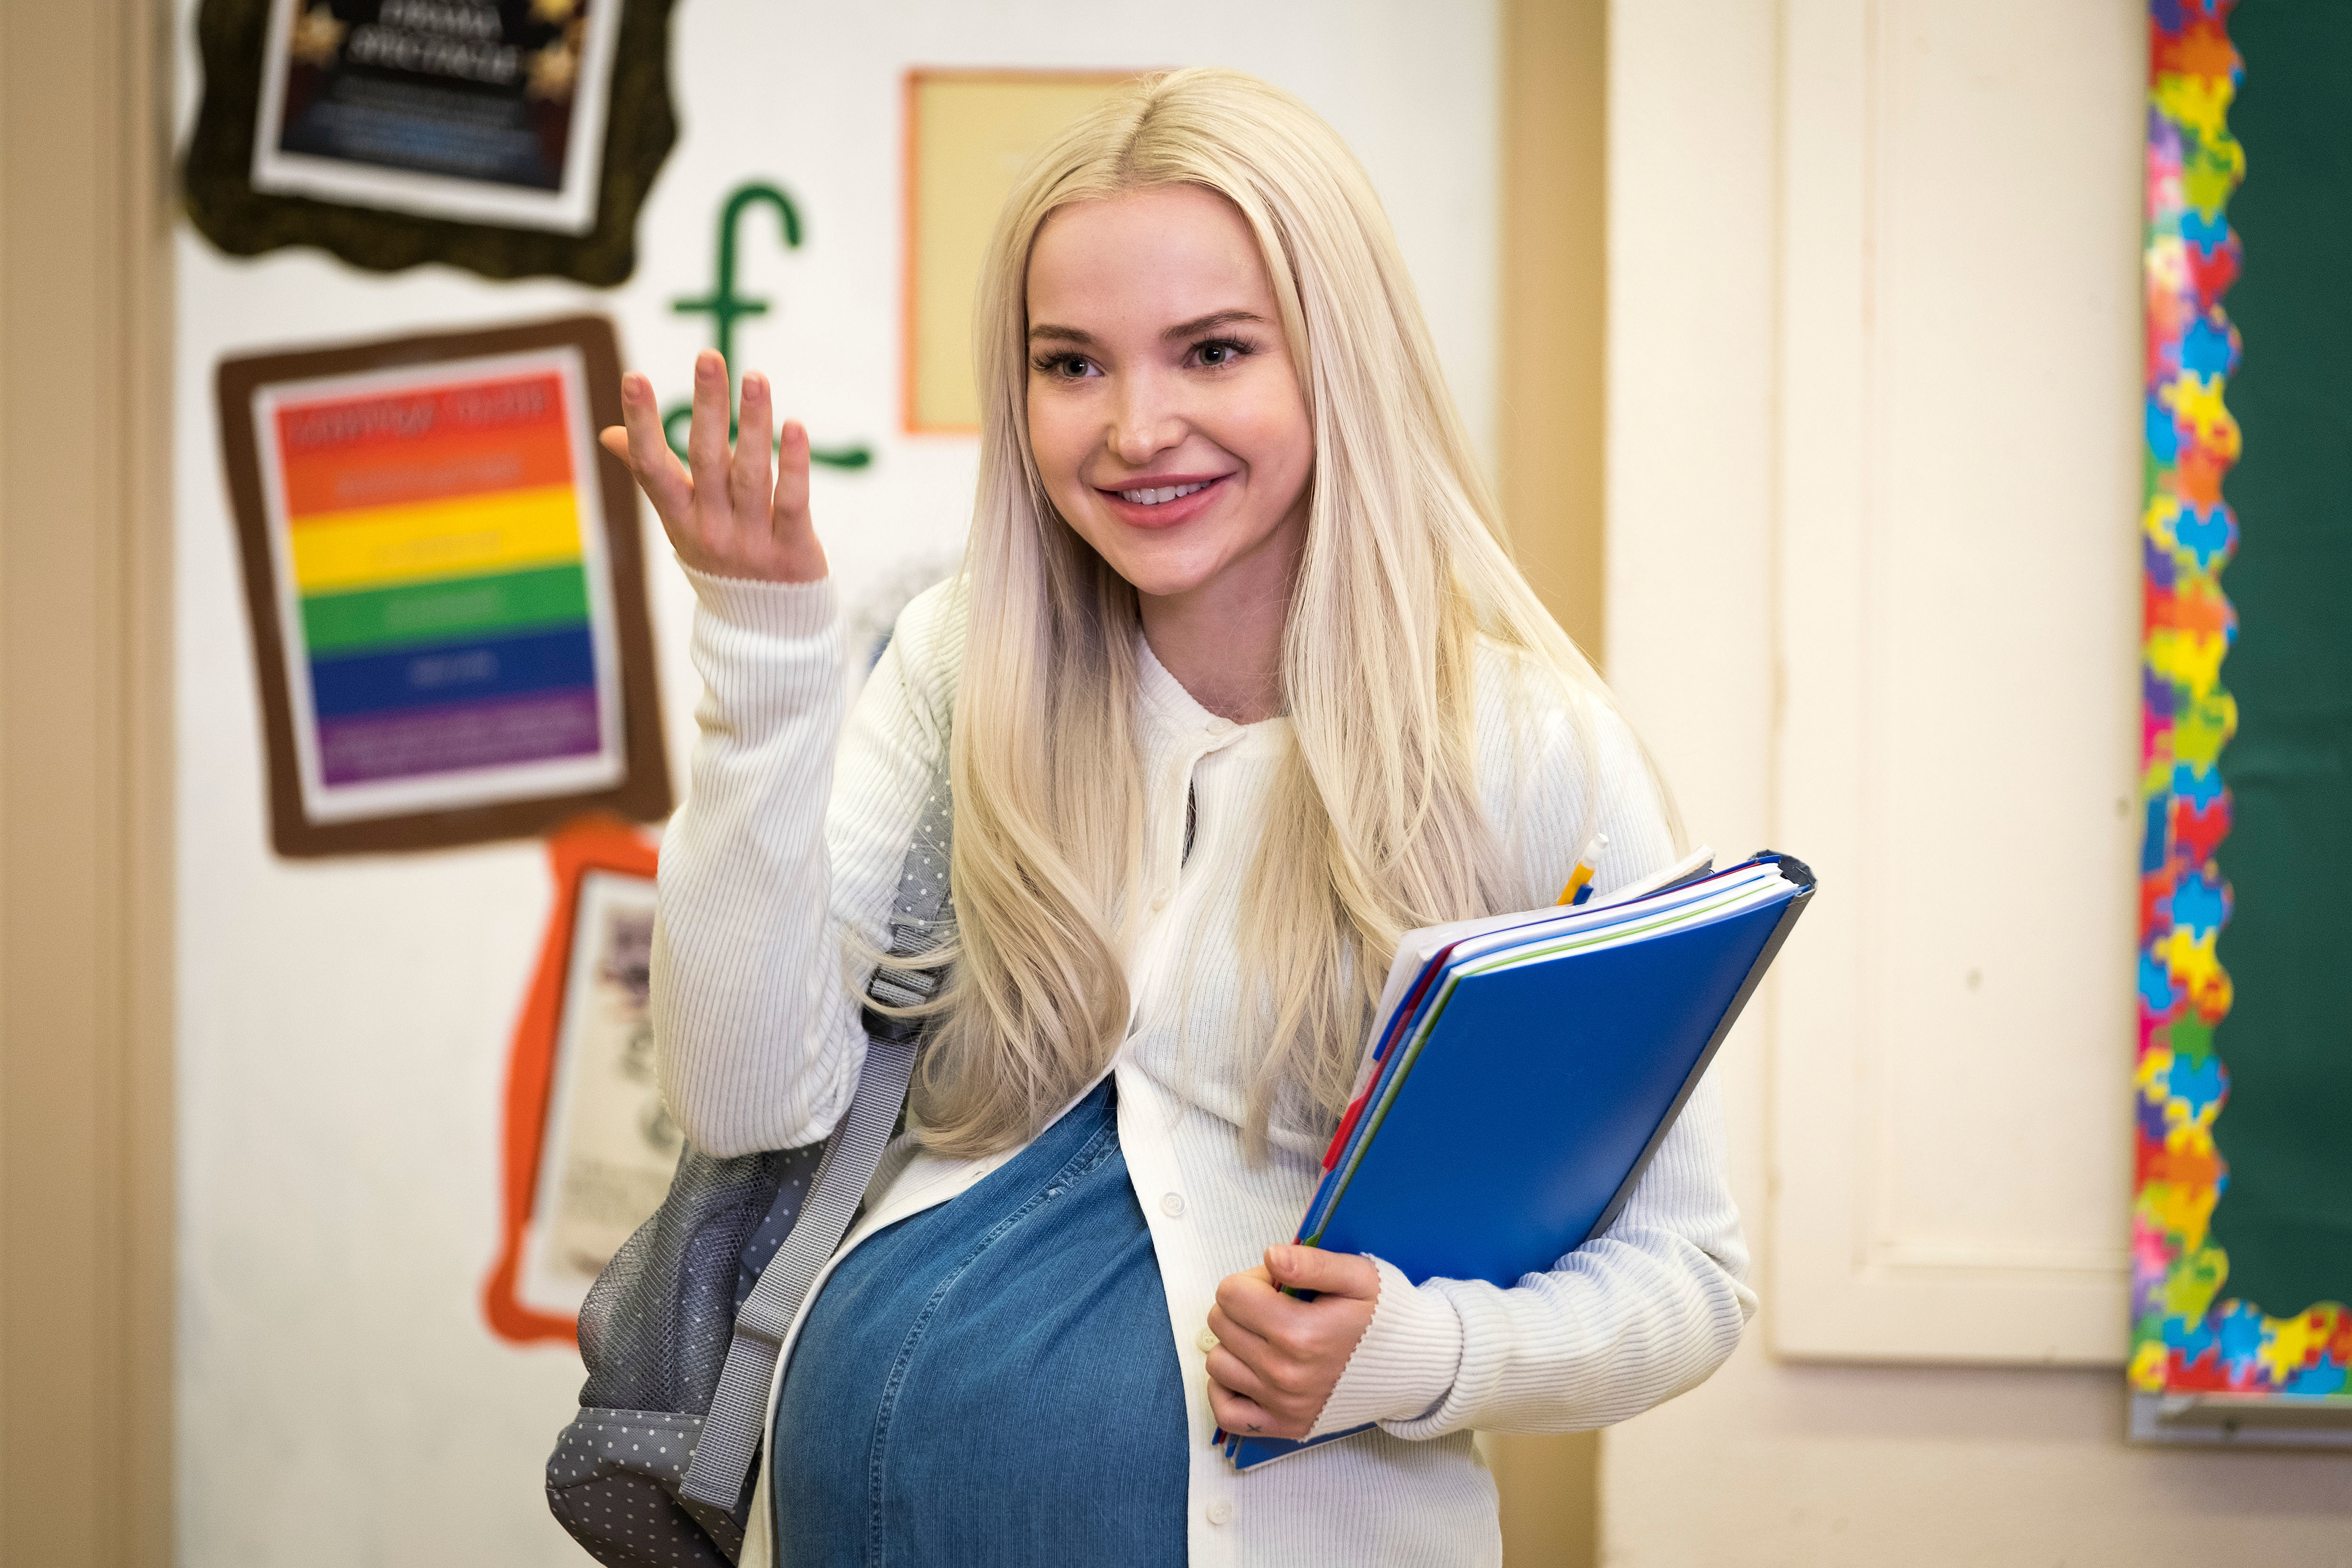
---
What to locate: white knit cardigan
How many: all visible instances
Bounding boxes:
[652,570,1756,1568]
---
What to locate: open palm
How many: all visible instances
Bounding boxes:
[599,348,827,584]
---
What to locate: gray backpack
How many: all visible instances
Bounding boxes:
[546,781,953,1566]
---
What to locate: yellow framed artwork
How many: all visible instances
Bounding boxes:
[902,69,1146,433]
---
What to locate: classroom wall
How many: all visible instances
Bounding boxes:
[1600,4,2352,1563]
[167,5,1498,1563]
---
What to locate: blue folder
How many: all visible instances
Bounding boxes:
[1221,851,1815,1469]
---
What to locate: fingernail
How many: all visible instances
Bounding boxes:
[746,372,766,394]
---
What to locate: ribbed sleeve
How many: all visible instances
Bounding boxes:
[1307,1256,1458,1435]
[651,570,958,1155]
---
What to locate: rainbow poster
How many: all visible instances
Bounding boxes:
[220,317,669,855]
[254,353,623,817]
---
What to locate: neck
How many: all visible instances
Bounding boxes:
[1137,566,1295,724]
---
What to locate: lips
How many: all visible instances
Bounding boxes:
[1094,472,1232,529]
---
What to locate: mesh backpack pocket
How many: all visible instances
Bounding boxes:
[548,1144,821,1563]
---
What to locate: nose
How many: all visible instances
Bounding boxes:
[1107,370,1184,467]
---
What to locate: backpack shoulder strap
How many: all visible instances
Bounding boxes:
[678,773,954,1532]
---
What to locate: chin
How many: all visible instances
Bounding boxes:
[1072,531,1209,599]
[1098,552,1221,601]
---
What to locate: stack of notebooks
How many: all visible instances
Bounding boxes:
[1221,848,1816,1469]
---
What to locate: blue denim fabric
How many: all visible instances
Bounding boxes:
[771,1079,1189,1566]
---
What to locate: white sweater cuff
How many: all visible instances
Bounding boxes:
[680,563,836,638]
[1307,1255,1462,1437]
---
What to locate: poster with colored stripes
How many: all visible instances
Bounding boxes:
[219,316,670,855]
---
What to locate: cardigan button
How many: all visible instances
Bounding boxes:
[1197,1328,1220,1354]
[1160,1192,1186,1218]
[1206,1500,1232,1525]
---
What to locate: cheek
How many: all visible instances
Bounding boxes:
[1025,386,1085,492]
[1231,385,1314,495]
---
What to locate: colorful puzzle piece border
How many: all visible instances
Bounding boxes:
[2130,0,2351,1403]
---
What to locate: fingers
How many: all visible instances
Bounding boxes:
[611,360,826,584]
[614,374,693,529]
[1206,1336,1319,1416]
[731,371,776,521]
[1205,1251,1379,1442]
[763,419,827,582]
[1207,1287,1320,1416]
[1264,1245,1381,1302]
[1207,1300,1321,1409]
[1205,1301,1278,1371]
[1208,1375,1307,1442]
[773,418,811,533]
[1213,1265,1289,1341]
[686,349,737,534]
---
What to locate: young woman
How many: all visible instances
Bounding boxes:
[603,67,1752,1568]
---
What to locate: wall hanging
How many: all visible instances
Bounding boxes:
[483,815,669,1344]
[215,313,670,855]
[184,0,676,284]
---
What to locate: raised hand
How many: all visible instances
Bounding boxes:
[599,349,827,584]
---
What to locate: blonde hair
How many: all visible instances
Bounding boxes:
[913,67,1624,1158]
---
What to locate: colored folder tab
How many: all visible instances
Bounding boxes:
[1222,850,1816,1472]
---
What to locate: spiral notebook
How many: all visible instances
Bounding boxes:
[1219,850,1816,1469]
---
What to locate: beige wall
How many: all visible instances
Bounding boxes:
[1601,4,2352,1563]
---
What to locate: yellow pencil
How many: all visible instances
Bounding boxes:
[1555,832,1609,906]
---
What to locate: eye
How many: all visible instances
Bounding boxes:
[1191,338,1252,369]
[1031,352,1098,380]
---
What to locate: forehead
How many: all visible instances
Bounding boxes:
[1025,186,1276,328]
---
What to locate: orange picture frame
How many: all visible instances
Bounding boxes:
[482,813,660,1346]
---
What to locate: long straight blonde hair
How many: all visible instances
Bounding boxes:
[912,68,1623,1159]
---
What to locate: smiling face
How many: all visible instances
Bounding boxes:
[1023,185,1315,616]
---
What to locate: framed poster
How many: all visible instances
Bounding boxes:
[216,314,670,856]
[484,817,672,1342]
[183,0,677,285]
[2132,0,2352,1446]
[250,0,622,235]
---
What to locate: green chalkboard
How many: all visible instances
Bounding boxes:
[2209,0,2352,1318]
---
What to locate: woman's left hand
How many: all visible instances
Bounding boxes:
[1204,1245,1380,1440]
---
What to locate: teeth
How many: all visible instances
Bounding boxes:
[1119,481,1209,505]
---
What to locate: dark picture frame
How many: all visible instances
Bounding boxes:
[183,0,678,285]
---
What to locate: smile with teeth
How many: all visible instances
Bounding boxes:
[1118,480,1212,505]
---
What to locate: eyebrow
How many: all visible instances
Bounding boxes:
[1160,309,1268,341]
[1025,309,1270,347]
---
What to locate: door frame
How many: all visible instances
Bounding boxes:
[0,2,177,1563]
